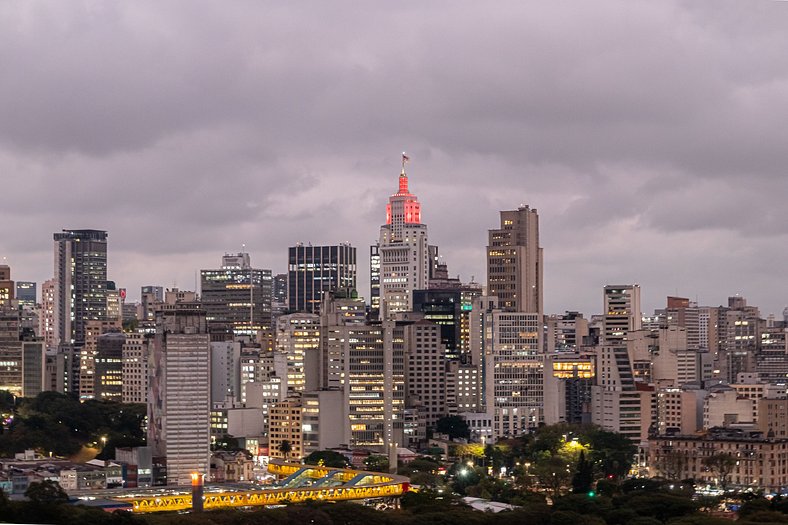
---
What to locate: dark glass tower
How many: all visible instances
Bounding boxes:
[287,244,356,314]
[53,229,108,347]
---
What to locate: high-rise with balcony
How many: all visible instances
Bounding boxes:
[593,284,647,442]
[486,206,543,315]
[53,229,108,347]
[603,285,642,344]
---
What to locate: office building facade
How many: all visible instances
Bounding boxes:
[53,229,108,347]
[287,244,356,314]
[603,285,642,344]
[148,299,211,486]
[15,281,36,307]
[486,206,543,314]
[200,253,272,337]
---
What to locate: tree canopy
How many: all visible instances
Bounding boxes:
[304,450,349,468]
[0,391,146,458]
[435,415,470,440]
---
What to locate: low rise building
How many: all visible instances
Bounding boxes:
[210,450,255,482]
[649,428,788,491]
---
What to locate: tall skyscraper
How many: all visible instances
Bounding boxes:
[476,206,545,438]
[287,244,356,314]
[593,284,647,442]
[148,297,211,486]
[53,229,108,347]
[200,253,272,337]
[376,158,429,317]
[486,206,543,314]
[471,298,544,437]
[319,290,404,449]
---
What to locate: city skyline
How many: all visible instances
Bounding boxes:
[1,1,787,317]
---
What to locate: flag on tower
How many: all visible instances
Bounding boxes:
[402,152,410,163]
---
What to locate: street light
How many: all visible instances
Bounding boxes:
[100,436,107,448]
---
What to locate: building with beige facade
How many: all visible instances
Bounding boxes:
[268,397,303,461]
[486,206,543,315]
[758,398,788,439]
[649,428,788,492]
[404,320,448,430]
[122,333,149,404]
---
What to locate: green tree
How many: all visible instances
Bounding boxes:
[399,456,440,475]
[409,471,439,487]
[0,390,14,413]
[364,454,390,472]
[532,455,572,498]
[583,426,637,479]
[620,492,697,522]
[0,486,9,514]
[435,415,470,440]
[278,440,293,459]
[572,450,594,494]
[24,480,69,504]
[0,392,145,458]
[702,452,737,491]
[304,450,349,468]
[656,450,689,481]
[400,487,454,511]
[449,463,482,494]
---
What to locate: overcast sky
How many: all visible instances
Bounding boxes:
[1,1,787,318]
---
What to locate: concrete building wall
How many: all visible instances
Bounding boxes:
[704,388,754,429]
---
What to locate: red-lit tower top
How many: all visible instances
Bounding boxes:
[385,154,422,240]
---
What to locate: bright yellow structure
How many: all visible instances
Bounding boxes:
[116,461,410,513]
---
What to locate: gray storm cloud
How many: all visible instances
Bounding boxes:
[0,0,786,316]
